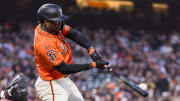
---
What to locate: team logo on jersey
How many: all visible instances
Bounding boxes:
[60,44,67,55]
[46,50,56,62]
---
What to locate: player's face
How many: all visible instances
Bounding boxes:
[46,20,63,33]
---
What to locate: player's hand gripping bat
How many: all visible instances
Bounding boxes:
[89,48,148,97]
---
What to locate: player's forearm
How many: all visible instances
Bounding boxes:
[53,62,92,74]
[66,28,91,50]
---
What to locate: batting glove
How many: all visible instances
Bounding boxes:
[90,61,109,69]
[89,47,102,61]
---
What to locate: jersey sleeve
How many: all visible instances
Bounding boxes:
[61,25,70,36]
[39,41,64,66]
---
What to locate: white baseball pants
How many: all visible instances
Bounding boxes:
[35,77,84,101]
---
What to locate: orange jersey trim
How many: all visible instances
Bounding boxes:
[62,25,70,36]
[92,62,96,68]
[50,81,55,101]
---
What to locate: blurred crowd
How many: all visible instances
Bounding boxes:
[0,21,179,101]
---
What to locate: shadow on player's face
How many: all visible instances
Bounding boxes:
[45,20,63,34]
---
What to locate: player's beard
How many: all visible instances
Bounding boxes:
[53,22,64,33]
[52,25,61,34]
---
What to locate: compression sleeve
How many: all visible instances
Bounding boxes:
[53,62,92,74]
[65,28,92,50]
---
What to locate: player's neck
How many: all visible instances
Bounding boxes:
[39,24,58,35]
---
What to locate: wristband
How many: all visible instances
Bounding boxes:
[89,47,95,55]
[91,62,96,68]
[104,65,108,68]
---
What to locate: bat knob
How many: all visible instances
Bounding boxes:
[107,68,112,72]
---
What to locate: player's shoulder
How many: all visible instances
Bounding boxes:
[61,24,71,36]
[34,25,57,40]
[61,24,70,31]
[34,35,57,51]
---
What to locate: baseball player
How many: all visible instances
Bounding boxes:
[0,73,28,101]
[34,3,108,101]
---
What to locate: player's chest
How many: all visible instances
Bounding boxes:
[57,34,71,55]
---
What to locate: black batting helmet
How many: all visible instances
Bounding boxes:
[37,3,68,23]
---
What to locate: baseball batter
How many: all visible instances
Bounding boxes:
[34,3,109,101]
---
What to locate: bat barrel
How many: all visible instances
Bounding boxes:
[123,77,148,97]
[107,68,148,97]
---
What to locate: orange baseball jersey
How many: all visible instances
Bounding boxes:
[34,25,72,80]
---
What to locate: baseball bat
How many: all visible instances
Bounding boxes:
[106,67,148,97]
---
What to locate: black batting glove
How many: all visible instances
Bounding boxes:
[89,47,102,61]
[96,61,109,69]
[90,61,109,69]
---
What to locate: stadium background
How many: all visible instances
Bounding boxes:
[0,0,180,101]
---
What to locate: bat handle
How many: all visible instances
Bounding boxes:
[104,65,113,71]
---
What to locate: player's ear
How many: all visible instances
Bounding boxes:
[43,20,50,27]
[43,20,47,24]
